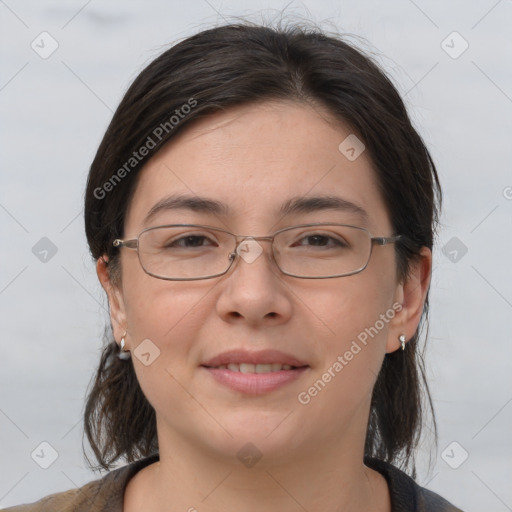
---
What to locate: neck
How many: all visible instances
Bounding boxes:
[129,418,390,512]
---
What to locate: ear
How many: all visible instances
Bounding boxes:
[386,247,432,353]
[96,256,127,343]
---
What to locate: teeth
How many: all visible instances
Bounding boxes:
[240,363,255,374]
[255,364,272,373]
[214,363,295,373]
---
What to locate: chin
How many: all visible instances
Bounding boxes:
[210,413,309,460]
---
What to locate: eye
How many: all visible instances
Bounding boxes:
[165,234,218,248]
[292,232,349,249]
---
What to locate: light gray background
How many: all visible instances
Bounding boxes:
[1,1,511,510]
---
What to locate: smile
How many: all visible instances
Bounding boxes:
[206,363,297,373]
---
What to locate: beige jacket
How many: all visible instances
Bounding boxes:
[2,454,464,511]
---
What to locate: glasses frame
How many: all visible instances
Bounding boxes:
[113,223,403,281]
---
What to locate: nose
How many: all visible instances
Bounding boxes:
[215,237,294,327]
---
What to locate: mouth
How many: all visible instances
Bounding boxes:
[202,363,303,373]
[201,348,308,368]
[200,349,310,394]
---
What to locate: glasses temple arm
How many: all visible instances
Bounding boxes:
[113,239,138,249]
[372,234,403,246]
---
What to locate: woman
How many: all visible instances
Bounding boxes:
[5,22,463,512]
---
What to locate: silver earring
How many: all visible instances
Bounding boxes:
[118,332,131,360]
[399,334,406,351]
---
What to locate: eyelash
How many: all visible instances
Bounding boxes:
[166,232,347,249]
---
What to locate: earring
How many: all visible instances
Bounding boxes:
[399,334,406,351]
[118,331,131,360]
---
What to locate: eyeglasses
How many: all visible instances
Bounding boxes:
[113,223,402,280]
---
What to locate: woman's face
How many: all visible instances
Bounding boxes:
[102,101,425,465]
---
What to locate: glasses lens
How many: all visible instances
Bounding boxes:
[138,226,236,279]
[273,224,371,278]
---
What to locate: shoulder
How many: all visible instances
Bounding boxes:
[365,457,464,512]
[1,454,159,512]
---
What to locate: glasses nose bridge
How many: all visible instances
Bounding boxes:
[228,233,277,267]
[233,233,275,250]
[235,233,275,244]
[234,234,276,251]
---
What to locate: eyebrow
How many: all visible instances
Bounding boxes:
[143,194,230,225]
[143,193,369,225]
[279,195,369,223]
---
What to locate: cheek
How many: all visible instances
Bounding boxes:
[303,271,395,401]
[121,269,204,366]
[123,281,209,413]
[123,272,228,347]
[313,269,395,346]
[122,262,206,341]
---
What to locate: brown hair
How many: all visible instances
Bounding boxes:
[83,21,442,476]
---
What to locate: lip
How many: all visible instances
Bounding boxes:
[201,349,308,368]
[201,349,310,395]
[202,366,309,395]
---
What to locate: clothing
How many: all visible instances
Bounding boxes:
[2,453,463,511]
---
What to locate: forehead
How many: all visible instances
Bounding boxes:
[124,101,391,234]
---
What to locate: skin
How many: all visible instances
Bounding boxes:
[97,101,431,512]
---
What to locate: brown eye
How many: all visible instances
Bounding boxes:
[167,235,215,248]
